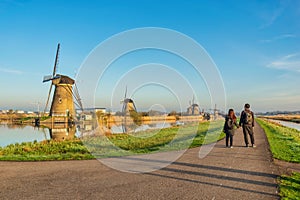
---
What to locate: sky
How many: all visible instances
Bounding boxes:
[0,0,300,113]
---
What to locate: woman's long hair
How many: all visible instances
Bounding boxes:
[228,109,237,122]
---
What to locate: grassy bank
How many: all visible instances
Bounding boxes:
[0,120,225,161]
[256,118,300,163]
[83,120,225,158]
[256,118,300,199]
[0,139,94,161]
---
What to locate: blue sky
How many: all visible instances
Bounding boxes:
[0,0,299,113]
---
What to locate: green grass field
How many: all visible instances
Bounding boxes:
[0,120,225,161]
[256,118,300,199]
[83,120,225,158]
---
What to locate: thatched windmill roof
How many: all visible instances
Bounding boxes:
[52,74,75,85]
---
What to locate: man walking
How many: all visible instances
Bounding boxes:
[239,103,255,147]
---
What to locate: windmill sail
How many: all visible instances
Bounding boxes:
[43,75,53,82]
[43,43,60,115]
[52,43,60,77]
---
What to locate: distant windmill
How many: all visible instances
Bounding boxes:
[121,86,137,115]
[43,43,83,121]
[187,96,200,115]
[213,104,219,119]
[208,104,220,120]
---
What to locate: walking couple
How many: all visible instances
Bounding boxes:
[223,103,255,148]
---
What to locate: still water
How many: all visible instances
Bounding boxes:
[0,122,174,147]
[272,120,300,131]
[0,125,50,147]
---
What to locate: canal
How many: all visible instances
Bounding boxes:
[269,119,300,131]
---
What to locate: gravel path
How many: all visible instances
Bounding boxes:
[0,122,280,200]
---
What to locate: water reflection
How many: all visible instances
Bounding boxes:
[48,123,76,141]
[111,122,172,134]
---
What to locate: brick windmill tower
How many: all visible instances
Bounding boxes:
[43,43,82,123]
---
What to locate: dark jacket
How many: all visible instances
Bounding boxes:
[239,110,254,127]
[223,116,238,135]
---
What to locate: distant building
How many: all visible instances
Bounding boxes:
[16,110,25,114]
[82,107,106,113]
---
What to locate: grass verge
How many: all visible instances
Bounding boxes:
[279,172,300,200]
[0,139,94,161]
[256,118,300,163]
[256,118,300,199]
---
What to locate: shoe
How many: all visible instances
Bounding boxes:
[246,144,249,148]
[230,146,233,148]
[252,144,256,148]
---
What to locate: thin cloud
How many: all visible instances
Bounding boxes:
[260,34,296,43]
[275,34,296,39]
[259,0,290,29]
[267,53,300,72]
[0,67,24,75]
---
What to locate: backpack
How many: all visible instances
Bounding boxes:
[244,111,253,125]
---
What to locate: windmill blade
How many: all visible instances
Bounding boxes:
[132,101,137,112]
[43,75,52,82]
[52,43,60,76]
[122,102,126,113]
[124,86,128,99]
[43,84,53,115]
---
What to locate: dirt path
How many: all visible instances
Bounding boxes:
[0,122,280,200]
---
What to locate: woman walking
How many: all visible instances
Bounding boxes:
[223,109,239,148]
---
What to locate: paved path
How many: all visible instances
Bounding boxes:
[0,122,280,200]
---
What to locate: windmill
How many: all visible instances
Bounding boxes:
[187,96,200,115]
[213,104,219,119]
[121,86,137,115]
[43,43,83,122]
